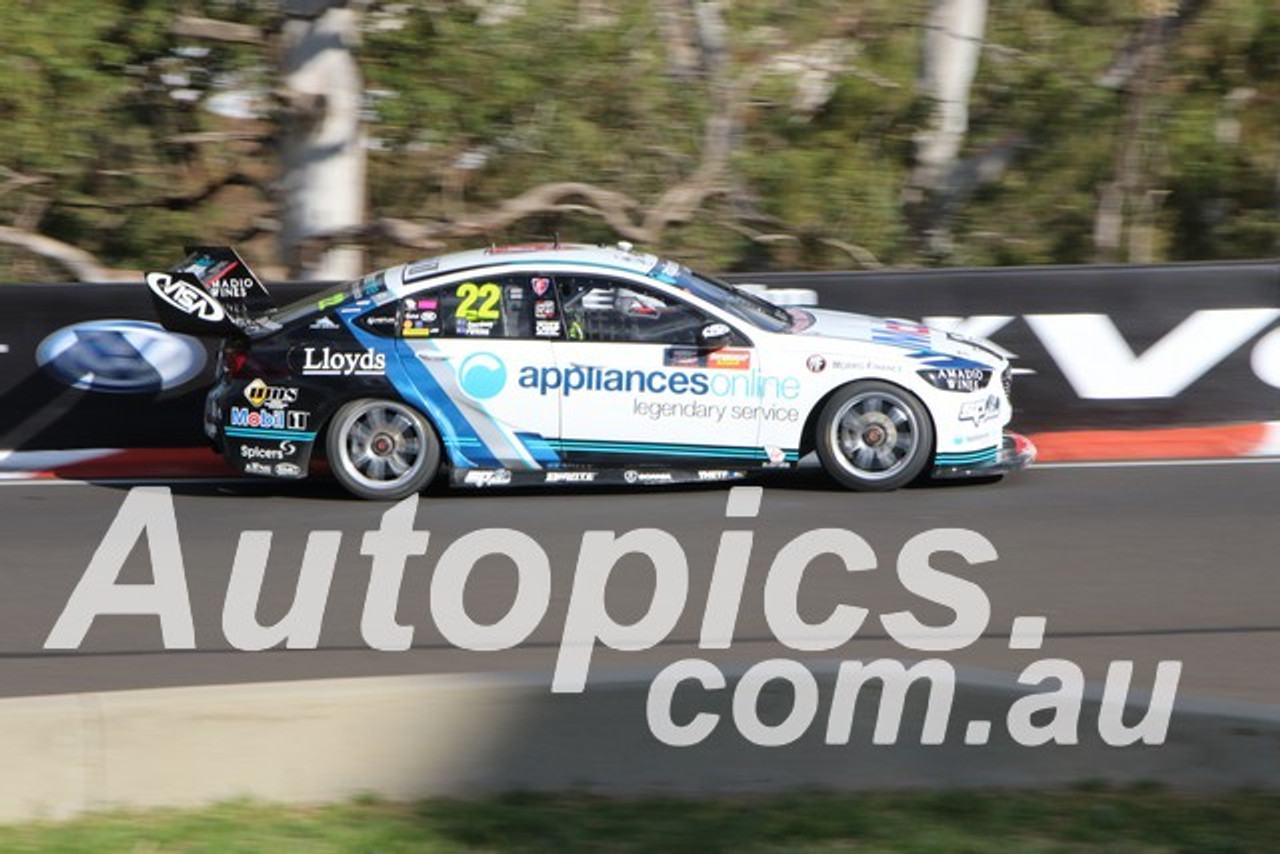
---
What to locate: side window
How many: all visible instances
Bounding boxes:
[556,276,722,345]
[354,301,401,337]
[399,275,555,339]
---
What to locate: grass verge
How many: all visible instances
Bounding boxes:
[1,786,1278,853]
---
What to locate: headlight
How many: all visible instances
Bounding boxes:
[917,367,993,392]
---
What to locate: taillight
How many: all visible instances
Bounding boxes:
[221,345,277,379]
[223,347,249,378]
[217,343,245,378]
[220,340,289,379]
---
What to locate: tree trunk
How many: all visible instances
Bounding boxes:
[279,2,366,280]
[577,0,617,29]
[652,0,707,78]
[1093,10,1170,263]
[914,0,988,188]
[907,0,988,255]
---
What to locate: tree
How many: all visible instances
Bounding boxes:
[1092,0,1180,263]
[907,0,989,256]
[0,1,275,281]
[1,1,1276,280]
[278,1,368,280]
[135,1,369,280]
[899,0,1033,265]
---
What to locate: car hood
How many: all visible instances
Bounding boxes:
[790,308,1004,367]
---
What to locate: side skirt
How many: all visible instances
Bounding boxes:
[449,465,790,489]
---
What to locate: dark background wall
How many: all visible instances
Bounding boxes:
[2,259,1276,450]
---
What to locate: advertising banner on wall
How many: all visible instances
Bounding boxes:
[727,259,1280,433]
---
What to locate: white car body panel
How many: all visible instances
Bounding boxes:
[367,244,1018,475]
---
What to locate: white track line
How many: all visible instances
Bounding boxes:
[0,477,244,489]
[1033,457,1280,470]
[0,456,1277,489]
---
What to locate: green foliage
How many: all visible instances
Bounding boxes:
[1,0,1277,281]
[0,0,272,279]
[2,789,1280,852]
[361,1,712,253]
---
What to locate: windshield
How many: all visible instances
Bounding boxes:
[659,262,794,333]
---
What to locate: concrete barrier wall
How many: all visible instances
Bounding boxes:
[3,666,1279,821]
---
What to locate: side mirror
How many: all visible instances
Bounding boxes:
[699,322,733,351]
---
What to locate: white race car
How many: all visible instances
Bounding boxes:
[148,242,1034,499]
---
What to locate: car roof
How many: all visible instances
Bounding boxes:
[386,242,668,295]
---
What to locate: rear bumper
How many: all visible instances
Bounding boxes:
[931,432,1036,479]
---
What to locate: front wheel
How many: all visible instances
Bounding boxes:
[815,381,934,491]
[326,399,441,500]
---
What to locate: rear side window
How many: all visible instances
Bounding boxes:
[354,301,400,337]
[400,274,560,340]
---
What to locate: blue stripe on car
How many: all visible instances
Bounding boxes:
[556,438,798,461]
[225,428,317,441]
[340,321,503,469]
[935,446,997,465]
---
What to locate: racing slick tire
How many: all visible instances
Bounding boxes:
[326,398,442,500]
[815,380,934,491]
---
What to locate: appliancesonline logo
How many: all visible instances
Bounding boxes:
[454,353,801,401]
[519,364,801,400]
[457,352,507,400]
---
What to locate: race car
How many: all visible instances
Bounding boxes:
[146,242,1034,499]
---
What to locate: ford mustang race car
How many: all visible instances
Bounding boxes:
[146,243,1034,499]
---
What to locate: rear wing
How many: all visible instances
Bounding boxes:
[145,246,276,337]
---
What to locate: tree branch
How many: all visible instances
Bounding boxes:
[60,171,266,212]
[717,220,884,269]
[318,181,652,248]
[0,166,50,198]
[0,226,109,281]
[166,131,269,146]
[302,27,875,266]
[171,15,265,45]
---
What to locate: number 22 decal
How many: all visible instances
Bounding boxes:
[456,282,500,321]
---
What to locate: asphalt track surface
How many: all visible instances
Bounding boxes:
[0,460,1276,705]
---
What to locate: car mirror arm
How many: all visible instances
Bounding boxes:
[698,321,733,351]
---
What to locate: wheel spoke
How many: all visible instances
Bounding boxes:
[366,456,389,480]
[388,412,414,438]
[386,453,411,476]
[349,420,373,447]
[366,408,390,434]
[351,448,374,471]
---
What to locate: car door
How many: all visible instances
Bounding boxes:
[548,272,764,466]
[390,272,561,471]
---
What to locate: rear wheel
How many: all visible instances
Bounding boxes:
[326,399,441,500]
[815,381,934,491]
